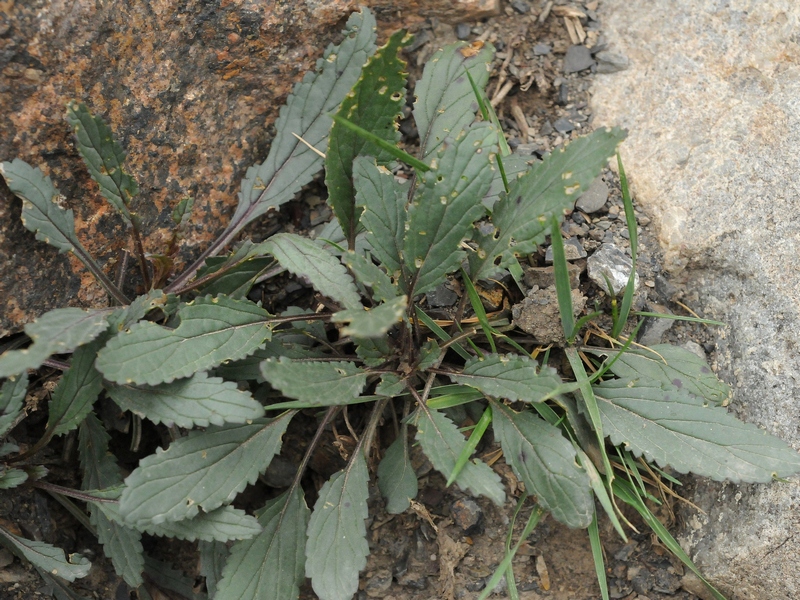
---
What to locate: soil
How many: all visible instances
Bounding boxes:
[0,2,722,600]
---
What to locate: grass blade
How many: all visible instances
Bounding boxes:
[550,216,575,341]
[446,404,492,487]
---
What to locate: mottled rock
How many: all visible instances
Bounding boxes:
[449,497,484,535]
[512,285,586,344]
[544,237,587,262]
[523,263,582,290]
[594,50,629,73]
[587,244,639,296]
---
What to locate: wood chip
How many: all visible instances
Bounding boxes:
[552,5,587,18]
[538,0,553,22]
[536,554,551,591]
[510,99,529,140]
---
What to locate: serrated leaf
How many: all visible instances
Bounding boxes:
[413,41,494,158]
[0,158,80,254]
[450,353,562,403]
[588,344,731,406]
[491,402,593,528]
[214,340,328,382]
[483,153,536,209]
[0,468,28,489]
[353,157,409,275]
[0,372,27,437]
[592,378,800,482]
[119,413,293,526]
[377,434,418,513]
[0,443,19,458]
[35,567,92,600]
[79,413,144,587]
[0,527,90,582]
[235,9,377,229]
[306,453,370,600]
[143,556,208,600]
[263,233,361,310]
[375,373,405,397]
[106,371,264,428]
[47,339,104,436]
[343,248,400,302]
[199,255,272,299]
[106,290,167,332]
[260,358,367,406]
[405,124,496,296]
[414,408,505,505]
[417,339,442,371]
[0,308,110,379]
[327,29,411,244]
[96,295,271,385]
[199,540,228,598]
[65,101,138,221]
[470,127,626,281]
[331,295,406,338]
[215,487,309,600]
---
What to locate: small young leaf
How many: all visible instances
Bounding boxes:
[417,339,443,371]
[0,527,90,582]
[263,233,361,310]
[491,402,593,528]
[172,196,195,226]
[106,371,265,429]
[587,344,731,406]
[414,408,505,506]
[404,123,497,296]
[0,307,110,379]
[375,373,406,397]
[215,487,309,600]
[327,29,412,244]
[413,41,494,158]
[199,256,273,299]
[96,295,271,385]
[306,453,370,600]
[331,295,406,338]
[470,127,626,281]
[343,249,400,302]
[0,372,27,437]
[106,289,167,332]
[593,378,800,482]
[260,358,367,406]
[47,339,104,437]
[199,540,228,599]
[65,101,139,221]
[119,413,293,527]
[352,157,409,276]
[0,468,28,489]
[451,353,562,403]
[377,434,418,514]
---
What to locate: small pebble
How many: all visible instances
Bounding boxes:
[455,23,471,40]
[510,0,531,14]
[595,50,630,74]
[533,43,551,55]
[544,238,587,262]
[563,45,595,74]
[553,117,574,133]
[450,498,484,535]
[576,176,609,213]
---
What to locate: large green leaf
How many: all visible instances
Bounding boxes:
[331,295,406,338]
[470,127,626,281]
[306,453,370,600]
[413,41,494,158]
[592,378,800,482]
[0,373,27,437]
[143,556,208,600]
[260,358,367,406]
[47,339,104,437]
[65,101,138,221]
[327,29,411,244]
[343,249,400,302]
[404,123,496,296]
[0,307,110,378]
[119,413,293,527]
[263,233,361,310]
[451,353,562,403]
[491,402,593,528]
[96,295,271,385]
[377,433,418,514]
[215,487,309,600]
[79,413,144,587]
[352,157,409,276]
[482,152,536,210]
[587,344,731,406]
[106,371,265,428]
[0,528,90,582]
[414,408,505,505]
[199,541,228,599]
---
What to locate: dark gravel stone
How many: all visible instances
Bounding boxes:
[450,497,484,535]
[556,82,569,105]
[563,44,595,73]
[426,283,458,308]
[576,176,609,213]
[455,23,471,40]
[553,117,575,133]
[510,0,531,14]
[364,569,393,597]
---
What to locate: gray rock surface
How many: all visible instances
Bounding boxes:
[591,1,800,598]
[563,44,595,74]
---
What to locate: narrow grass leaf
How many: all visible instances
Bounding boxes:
[332,295,406,338]
[0,373,27,437]
[306,453,370,600]
[106,371,265,428]
[260,358,367,406]
[47,339,104,436]
[549,217,575,340]
[588,514,609,600]
[264,233,361,309]
[593,378,800,482]
[414,408,505,506]
[414,307,472,361]
[461,268,496,353]
[326,29,412,244]
[492,402,593,528]
[119,413,293,527]
[0,527,90,582]
[215,488,309,600]
[451,353,562,403]
[611,153,637,338]
[447,404,492,487]
[96,295,270,385]
[65,101,138,221]
[377,432,418,514]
